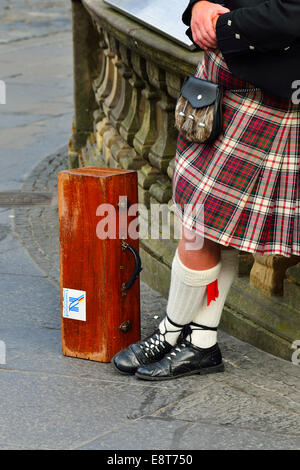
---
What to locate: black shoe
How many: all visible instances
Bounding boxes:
[135,339,225,381]
[112,330,173,375]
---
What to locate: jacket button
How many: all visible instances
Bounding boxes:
[235,33,240,39]
[249,45,255,50]
[284,46,290,51]
[227,19,232,26]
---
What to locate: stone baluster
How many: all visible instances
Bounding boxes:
[95,30,115,110]
[119,51,145,147]
[148,64,178,173]
[132,58,159,160]
[102,36,122,119]
[93,30,118,163]
[92,26,108,125]
[250,254,300,296]
[110,44,133,131]
[93,38,146,171]
[92,26,106,92]
[165,71,184,185]
[138,163,161,208]
[167,157,175,182]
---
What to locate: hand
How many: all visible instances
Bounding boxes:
[191,1,230,51]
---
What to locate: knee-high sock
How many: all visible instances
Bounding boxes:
[190,249,239,349]
[159,248,222,346]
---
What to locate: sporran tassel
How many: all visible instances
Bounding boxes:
[192,106,214,142]
[175,97,189,130]
[181,104,196,135]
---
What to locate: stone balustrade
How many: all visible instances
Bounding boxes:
[69,0,300,360]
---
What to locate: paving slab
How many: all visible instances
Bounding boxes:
[77,417,300,451]
[153,380,300,436]
[0,369,194,450]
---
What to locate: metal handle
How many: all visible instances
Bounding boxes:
[121,240,142,293]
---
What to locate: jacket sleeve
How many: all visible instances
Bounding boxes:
[216,0,300,55]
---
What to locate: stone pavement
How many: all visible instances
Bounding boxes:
[0,1,71,44]
[1,0,300,451]
[5,148,300,451]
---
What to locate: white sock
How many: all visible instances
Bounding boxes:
[190,249,239,349]
[159,248,222,346]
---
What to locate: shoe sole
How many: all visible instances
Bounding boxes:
[135,362,225,381]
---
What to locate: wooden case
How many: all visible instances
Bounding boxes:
[58,167,141,362]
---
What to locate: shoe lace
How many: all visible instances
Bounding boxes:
[138,317,183,359]
[165,322,218,361]
[166,342,187,360]
[138,331,168,358]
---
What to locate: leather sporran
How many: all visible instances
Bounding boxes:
[175,76,223,144]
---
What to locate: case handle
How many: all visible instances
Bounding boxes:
[121,240,142,293]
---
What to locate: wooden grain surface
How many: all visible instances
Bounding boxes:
[58,167,141,362]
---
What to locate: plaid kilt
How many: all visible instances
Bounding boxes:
[172,50,300,257]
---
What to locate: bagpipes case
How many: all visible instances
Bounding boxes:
[58,167,141,363]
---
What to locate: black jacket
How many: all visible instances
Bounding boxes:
[183,0,300,99]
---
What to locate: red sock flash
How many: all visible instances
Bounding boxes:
[206,279,219,306]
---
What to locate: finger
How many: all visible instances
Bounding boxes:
[193,33,209,50]
[192,25,211,47]
[200,15,217,41]
[200,31,216,48]
[192,33,203,48]
[199,38,213,50]
[193,21,216,48]
[199,43,209,51]
[195,39,207,50]
[203,22,217,42]
[198,33,218,50]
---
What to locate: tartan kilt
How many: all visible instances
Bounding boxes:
[172,50,300,257]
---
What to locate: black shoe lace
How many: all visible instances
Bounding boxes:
[165,322,218,361]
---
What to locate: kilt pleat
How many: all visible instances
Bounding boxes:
[172,50,300,257]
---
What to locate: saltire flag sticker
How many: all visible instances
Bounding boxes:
[63,288,86,321]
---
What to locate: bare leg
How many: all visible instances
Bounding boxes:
[178,225,221,270]
[113,225,225,376]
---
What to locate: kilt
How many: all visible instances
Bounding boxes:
[172,50,300,257]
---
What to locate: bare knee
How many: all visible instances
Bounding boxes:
[178,226,221,269]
